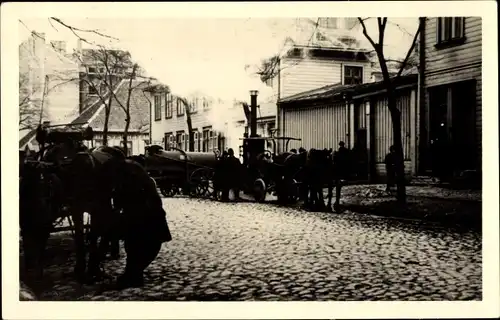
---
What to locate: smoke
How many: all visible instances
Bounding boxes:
[205,99,246,152]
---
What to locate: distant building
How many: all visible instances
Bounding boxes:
[19,38,152,156]
[256,18,373,147]
[147,88,227,153]
[19,32,80,150]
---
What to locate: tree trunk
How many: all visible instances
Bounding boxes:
[387,95,407,204]
[123,117,130,156]
[102,78,114,146]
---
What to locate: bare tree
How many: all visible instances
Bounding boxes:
[177,97,195,152]
[357,17,422,204]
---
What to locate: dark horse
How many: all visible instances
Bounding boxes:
[20,128,136,284]
[277,148,344,212]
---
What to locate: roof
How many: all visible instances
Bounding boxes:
[19,129,37,149]
[72,79,151,132]
[279,74,419,105]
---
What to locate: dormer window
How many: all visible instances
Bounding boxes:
[316,32,327,41]
[287,48,303,58]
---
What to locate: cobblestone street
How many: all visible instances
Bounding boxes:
[34,196,482,301]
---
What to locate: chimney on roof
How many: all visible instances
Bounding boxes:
[76,39,82,54]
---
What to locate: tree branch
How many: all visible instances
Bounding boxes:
[396,19,422,78]
[358,18,378,52]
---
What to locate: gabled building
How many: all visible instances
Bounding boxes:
[252,18,373,143]
[419,17,481,179]
[19,32,80,150]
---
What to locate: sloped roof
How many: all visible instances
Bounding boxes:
[81,79,151,132]
[279,74,418,105]
[19,129,37,149]
[70,81,124,126]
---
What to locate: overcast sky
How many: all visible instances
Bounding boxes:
[19,17,418,101]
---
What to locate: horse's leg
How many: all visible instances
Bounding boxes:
[326,179,333,212]
[72,210,87,283]
[317,183,327,212]
[334,179,342,212]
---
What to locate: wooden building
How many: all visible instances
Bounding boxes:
[278,74,419,182]
[419,17,482,177]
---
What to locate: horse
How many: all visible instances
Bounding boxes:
[19,141,129,284]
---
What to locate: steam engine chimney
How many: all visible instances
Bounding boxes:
[249,90,259,137]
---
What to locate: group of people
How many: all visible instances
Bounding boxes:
[214,148,244,202]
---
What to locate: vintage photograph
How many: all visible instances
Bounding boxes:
[15,12,484,304]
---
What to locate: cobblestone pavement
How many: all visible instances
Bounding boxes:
[36,196,481,301]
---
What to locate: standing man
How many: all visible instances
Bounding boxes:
[112,159,172,289]
[384,145,397,192]
[225,148,243,201]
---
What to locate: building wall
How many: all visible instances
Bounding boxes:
[280,87,418,181]
[19,34,80,133]
[86,131,149,156]
[423,17,482,170]
[277,56,372,99]
[149,93,227,152]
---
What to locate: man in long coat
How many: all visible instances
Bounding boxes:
[111,159,172,288]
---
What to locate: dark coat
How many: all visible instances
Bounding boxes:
[114,160,172,243]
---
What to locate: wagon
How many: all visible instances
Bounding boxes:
[239,136,303,203]
[143,145,221,198]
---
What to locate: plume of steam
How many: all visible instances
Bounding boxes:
[205,99,246,152]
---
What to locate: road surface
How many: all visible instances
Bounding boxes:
[37,196,481,301]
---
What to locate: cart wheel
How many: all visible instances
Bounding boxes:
[160,185,177,197]
[253,178,267,203]
[190,168,215,198]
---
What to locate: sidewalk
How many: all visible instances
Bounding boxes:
[338,184,482,231]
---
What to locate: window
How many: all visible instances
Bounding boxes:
[121,140,133,156]
[437,17,465,45]
[183,133,189,151]
[154,95,161,121]
[88,67,96,73]
[316,32,328,41]
[202,127,211,152]
[193,131,199,152]
[176,98,184,116]
[287,48,302,58]
[343,65,363,85]
[165,93,173,118]
[176,131,184,149]
[164,132,173,149]
[202,98,209,110]
[99,67,105,74]
[318,17,339,29]
[190,98,198,113]
[88,85,98,95]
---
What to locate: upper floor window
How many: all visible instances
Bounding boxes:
[436,17,465,46]
[202,98,210,110]
[286,48,303,58]
[318,18,339,29]
[343,65,363,85]
[191,98,198,113]
[88,67,97,73]
[165,93,173,119]
[176,98,185,116]
[316,32,328,41]
[154,95,161,121]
